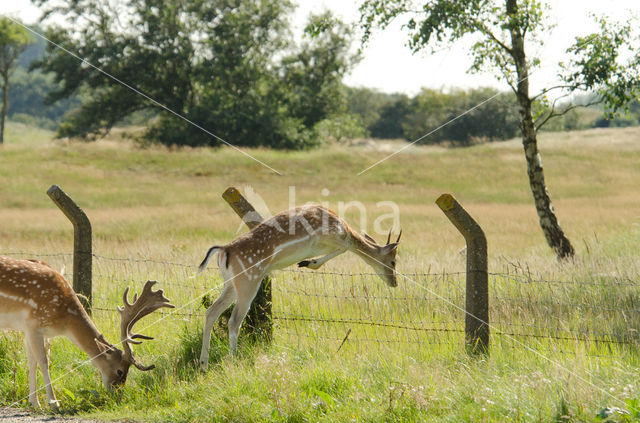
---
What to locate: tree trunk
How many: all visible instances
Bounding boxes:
[0,72,7,144]
[507,0,575,259]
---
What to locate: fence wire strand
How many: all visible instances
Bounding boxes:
[2,252,639,355]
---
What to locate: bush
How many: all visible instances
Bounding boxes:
[314,114,367,143]
[9,112,57,130]
[402,88,520,145]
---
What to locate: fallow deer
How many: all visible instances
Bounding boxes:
[196,205,400,366]
[0,256,174,408]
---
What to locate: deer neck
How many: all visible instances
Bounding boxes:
[64,306,107,362]
[349,230,383,264]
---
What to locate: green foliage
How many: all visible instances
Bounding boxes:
[0,18,32,73]
[555,397,573,422]
[0,31,83,130]
[344,87,519,143]
[284,12,359,129]
[8,67,82,127]
[0,17,34,141]
[370,93,411,139]
[0,335,26,405]
[32,0,355,149]
[315,114,367,143]
[56,388,106,415]
[8,112,56,130]
[345,87,391,131]
[175,323,226,375]
[17,32,46,68]
[0,336,15,377]
[403,87,519,145]
[562,17,640,119]
[596,399,640,423]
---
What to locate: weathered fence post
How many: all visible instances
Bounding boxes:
[46,185,92,312]
[436,193,489,355]
[221,187,272,342]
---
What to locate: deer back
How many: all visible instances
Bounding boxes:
[0,256,86,331]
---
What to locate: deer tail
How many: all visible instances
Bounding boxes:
[196,246,223,275]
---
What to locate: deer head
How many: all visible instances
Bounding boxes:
[363,229,401,287]
[96,281,174,388]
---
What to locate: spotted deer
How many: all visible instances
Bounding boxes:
[196,205,400,366]
[0,256,174,408]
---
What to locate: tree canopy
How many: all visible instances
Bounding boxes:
[33,0,356,149]
[0,17,33,143]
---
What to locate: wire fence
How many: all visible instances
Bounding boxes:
[2,252,639,356]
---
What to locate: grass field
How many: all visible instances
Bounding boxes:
[0,122,639,422]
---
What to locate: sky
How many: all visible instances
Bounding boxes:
[0,0,637,96]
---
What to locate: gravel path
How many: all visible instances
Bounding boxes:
[0,408,103,423]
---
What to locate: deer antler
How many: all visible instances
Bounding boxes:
[118,280,174,371]
[385,229,402,245]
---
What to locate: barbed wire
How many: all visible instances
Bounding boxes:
[274,330,631,357]
[3,252,638,355]
[274,314,462,332]
[4,251,637,286]
[92,306,203,318]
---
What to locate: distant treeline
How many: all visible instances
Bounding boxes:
[343,86,640,145]
[9,36,82,130]
[9,36,640,144]
[345,87,520,145]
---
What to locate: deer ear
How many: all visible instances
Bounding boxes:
[382,243,398,254]
[95,338,115,355]
[362,232,377,245]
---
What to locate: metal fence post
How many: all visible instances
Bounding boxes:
[221,187,272,342]
[47,185,92,312]
[436,193,489,355]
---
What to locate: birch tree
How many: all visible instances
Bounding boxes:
[360,0,640,259]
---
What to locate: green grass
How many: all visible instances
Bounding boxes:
[1,121,640,421]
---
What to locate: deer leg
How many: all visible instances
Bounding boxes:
[298,249,346,270]
[25,330,58,409]
[200,281,236,370]
[24,336,40,409]
[227,276,263,356]
[45,339,51,362]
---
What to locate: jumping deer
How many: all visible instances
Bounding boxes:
[0,256,174,408]
[196,205,400,366]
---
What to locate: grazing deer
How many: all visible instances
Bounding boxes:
[0,256,174,409]
[196,205,400,366]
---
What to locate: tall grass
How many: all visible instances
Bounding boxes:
[0,123,639,421]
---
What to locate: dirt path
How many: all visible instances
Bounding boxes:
[0,408,102,423]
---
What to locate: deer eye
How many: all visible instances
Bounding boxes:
[390,261,396,267]
[117,370,124,377]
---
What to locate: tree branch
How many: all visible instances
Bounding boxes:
[531,84,580,101]
[480,25,513,55]
[535,97,602,131]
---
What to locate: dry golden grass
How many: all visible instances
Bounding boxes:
[1,123,640,421]
[1,125,639,266]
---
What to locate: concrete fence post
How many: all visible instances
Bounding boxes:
[436,193,489,355]
[47,185,92,312]
[221,187,272,342]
